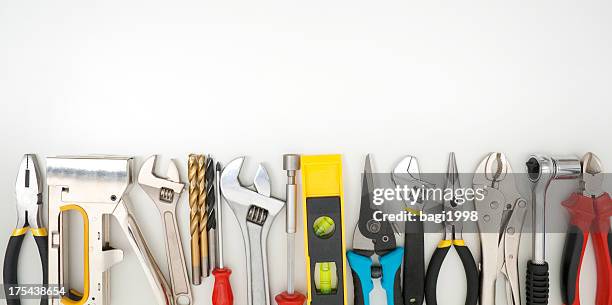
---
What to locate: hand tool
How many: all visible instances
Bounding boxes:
[560,152,612,305]
[212,162,234,305]
[220,157,285,305]
[3,154,47,305]
[205,155,216,276]
[391,155,434,305]
[275,154,307,305]
[138,155,193,305]
[188,154,202,285]
[47,156,172,305]
[424,153,478,305]
[525,154,581,305]
[301,155,348,305]
[347,155,403,305]
[473,152,529,305]
[197,154,210,280]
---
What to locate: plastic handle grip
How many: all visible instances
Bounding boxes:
[212,268,233,305]
[561,225,588,305]
[424,242,450,305]
[455,244,479,305]
[347,251,373,305]
[526,261,549,305]
[403,219,424,305]
[275,291,306,305]
[3,234,25,305]
[379,248,404,305]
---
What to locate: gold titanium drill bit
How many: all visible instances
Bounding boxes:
[197,154,210,278]
[205,155,217,273]
[188,154,202,285]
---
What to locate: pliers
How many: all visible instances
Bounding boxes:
[424,153,479,305]
[3,154,48,305]
[347,155,404,305]
[561,152,612,305]
[473,152,528,305]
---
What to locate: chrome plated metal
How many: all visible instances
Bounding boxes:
[283,154,300,294]
[525,154,580,264]
[220,157,285,305]
[15,154,43,231]
[473,152,528,305]
[46,156,172,305]
[138,155,193,305]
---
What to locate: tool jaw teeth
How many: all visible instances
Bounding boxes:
[581,152,605,197]
[473,152,510,187]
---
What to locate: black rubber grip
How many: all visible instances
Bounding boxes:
[561,225,585,305]
[526,261,550,305]
[4,234,26,305]
[424,245,449,305]
[34,235,48,305]
[403,219,425,305]
[351,270,366,305]
[455,244,479,305]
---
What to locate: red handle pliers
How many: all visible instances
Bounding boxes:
[561,152,612,305]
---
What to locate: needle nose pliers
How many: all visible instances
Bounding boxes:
[561,152,612,305]
[424,153,479,305]
[3,154,48,305]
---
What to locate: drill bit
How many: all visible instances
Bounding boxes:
[188,154,202,285]
[205,155,217,275]
[198,154,210,278]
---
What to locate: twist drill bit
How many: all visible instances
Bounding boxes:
[188,154,202,285]
[197,154,210,278]
[205,155,217,275]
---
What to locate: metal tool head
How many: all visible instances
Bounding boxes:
[352,155,397,256]
[392,155,434,213]
[581,152,604,197]
[473,152,510,187]
[15,154,43,229]
[220,157,284,214]
[526,154,581,187]
[138,155,185,193]
[392,155,422,185]
[442,153,464,238]
[443,153,461,209]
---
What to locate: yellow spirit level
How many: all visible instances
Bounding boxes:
[301,155,347,305]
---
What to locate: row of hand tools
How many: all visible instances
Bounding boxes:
[347,152,612,305]
[2,154,309,305]
[2,152,611,305]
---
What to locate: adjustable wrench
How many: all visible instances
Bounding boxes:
[138,156,193,305]
[220,157,285,305]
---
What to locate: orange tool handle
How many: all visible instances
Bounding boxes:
[275,291,306,305]
[212,268,233,305]
[593,193,612,305]
[561,193,595,305]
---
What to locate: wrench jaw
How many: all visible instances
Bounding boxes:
[220,157,286,305]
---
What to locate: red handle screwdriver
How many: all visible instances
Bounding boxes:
[275,155,306,305]
[212,163,234,305]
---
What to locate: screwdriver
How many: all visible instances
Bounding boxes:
[275,155,307,305]
[212,162,233,305]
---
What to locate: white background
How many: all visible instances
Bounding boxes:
[1,1,611,304]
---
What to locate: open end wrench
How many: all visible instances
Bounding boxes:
[138,155,193,305]
[220,157,285,305]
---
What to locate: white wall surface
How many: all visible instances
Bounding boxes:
[1,1,611,304]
